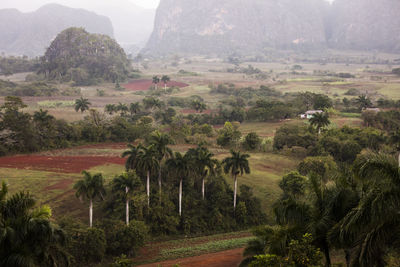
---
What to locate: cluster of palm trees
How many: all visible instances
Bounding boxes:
[73,131,252,227]
[105,102,141,116]
[0,181,69,266]
[152,75,170,90]
[243,151,400,267]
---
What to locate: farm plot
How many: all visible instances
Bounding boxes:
[0,155,125,173]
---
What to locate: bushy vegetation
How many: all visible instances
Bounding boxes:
[0,97,153,155]
[0,80,72,96]
[242,148,400,266]
[0,56,39,75]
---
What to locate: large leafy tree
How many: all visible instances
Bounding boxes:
[187,145,219,200]
[136,144,159,207]
[74,97,91,113]
[73,171,106,227]
[0,181,69,267]
[112,171,142,226]
[309,112,330,135]
[166,152,191,216]
[148,131,174,202]
[222,150,250,209]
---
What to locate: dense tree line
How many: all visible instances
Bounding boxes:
[0,97,153,155]
[0,56,39,76]
[273,123,386,162]
[0,80,75,97]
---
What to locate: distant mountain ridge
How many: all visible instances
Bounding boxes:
[145,0,400,55]
[145,0,327,55]
[0,4,114,57]
[328,0,400,52]
[0,0,156,49]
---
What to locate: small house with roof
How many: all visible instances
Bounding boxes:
[300,110,323,119]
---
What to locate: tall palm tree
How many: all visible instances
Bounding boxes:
[152,76,160,90]
[187,145,219,200]
[0,183,69,267]
[222,150,250,210]
[161,75,170,91]
[148,131,174,202]
[166,152,191,216]
[337,151,400,266]
[190,100,207,113]
[309,112,330,135]
[143,97,163,111]
[74,97,91,113]
[116,103,129,116]
[273,170,360,267]
[105,104,116,115]
[355,95,373,110]
[33,109,54,124]
[129,102,141,116]
[112,171,141,226]
[122,144,140,171]
[137,145,159,207]
[73,171,106,227]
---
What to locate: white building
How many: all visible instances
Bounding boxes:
[300,110,323,119]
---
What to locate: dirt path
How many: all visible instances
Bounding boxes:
[137,248,245,267]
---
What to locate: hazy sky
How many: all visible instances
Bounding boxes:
[0,0,161,11]
[0,0,334,11]
[133,0,159,9]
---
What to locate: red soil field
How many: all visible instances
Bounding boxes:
[0,155,125,173]
[76,142,129,150]
[123,79,189,91]
[138,248,245,267]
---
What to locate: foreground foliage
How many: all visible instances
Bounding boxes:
[0,181,69,267]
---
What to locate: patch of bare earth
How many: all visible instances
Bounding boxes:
[138,248,245,267]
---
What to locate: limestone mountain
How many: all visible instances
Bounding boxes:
[144,0,328,55]
[39,27,130,85]
[328,0,400,52]
[145,0,400,55]
[0,4,114,57]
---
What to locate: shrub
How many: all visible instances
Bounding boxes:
[392,68,400,76]
[243,132,261,151]
[217,122,242,148]
[68,227,107,265]
[97,219,149,256]
[344,88,360,96]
